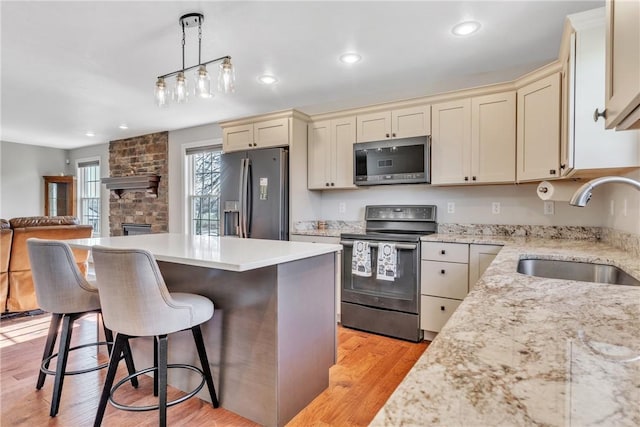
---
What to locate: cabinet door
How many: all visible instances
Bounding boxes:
[420,295,462,333]
[223,124,254,152]
[332,117,357,188]
[431,99,472,185]
[308,121,331,189]
[471,92,516,183]
[254,118,289,149]
[391,105,431,138]
[356,111,391,142]
[468,244,502,291]
[516,73,561,182]
[605,0,640,130]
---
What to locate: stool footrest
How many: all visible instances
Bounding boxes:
[40,341,111,376]
[109,364,206,412]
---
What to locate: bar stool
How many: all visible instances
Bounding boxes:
[26,238,138,417]
[91,246,219,427]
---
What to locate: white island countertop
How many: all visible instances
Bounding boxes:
[64,233,342,272]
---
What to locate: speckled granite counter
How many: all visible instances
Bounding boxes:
[372,234,640,426]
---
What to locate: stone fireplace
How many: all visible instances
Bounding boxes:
[108,132,168,236]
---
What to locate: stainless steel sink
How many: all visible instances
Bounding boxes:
[517,258,640,286]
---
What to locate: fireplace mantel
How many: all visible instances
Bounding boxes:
[101,175,160,198]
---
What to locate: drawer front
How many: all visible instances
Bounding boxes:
[421,261,468,299]
[421,242,469,263]
[420,295,462,333]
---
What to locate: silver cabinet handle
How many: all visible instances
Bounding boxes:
[593,108,607,122]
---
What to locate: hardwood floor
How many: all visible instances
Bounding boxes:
[1,312,428,426]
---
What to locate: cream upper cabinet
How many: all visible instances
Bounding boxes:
[562,9,639,177]
[516,72,561,182]
[471,92,516,183]
[356,105,430,142]
[431,99,471,185]
[308,117,357,190]
[432,92,515,185]
[223,118,289,153]
[604,0,640,130]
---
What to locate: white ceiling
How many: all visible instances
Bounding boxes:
[1,0,602,150]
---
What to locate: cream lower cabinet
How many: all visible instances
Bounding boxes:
[516,72,562,182]
[356,105,430,142]
[420,242,469,333]
[308,117,357,189]
[431,92,516,185]
[421,242,502,334]
[605,0,640,130]
[223,117,289,153]
[468,244,502,291]
[289,234,342,322]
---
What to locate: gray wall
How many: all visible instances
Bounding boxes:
[0,140,69,219]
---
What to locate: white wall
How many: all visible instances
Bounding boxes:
[168,123,223,233]
[602,169,640,235]
[0,140,68,219]
[318,182,607,227]
[67,142,110,236]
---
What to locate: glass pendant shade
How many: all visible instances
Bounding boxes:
[174,72,188,103]
[195,65,212,98]
[218,58,235,94]
[155,78,168,107]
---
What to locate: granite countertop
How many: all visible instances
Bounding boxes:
[372,234,640,426]
[64,233,341,272]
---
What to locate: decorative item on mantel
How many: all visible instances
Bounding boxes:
[101,175,160,199]
[154,12,235,107]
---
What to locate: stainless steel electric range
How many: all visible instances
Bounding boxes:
[340,205,437,342]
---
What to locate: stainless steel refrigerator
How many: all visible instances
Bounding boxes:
[220,147,288,240]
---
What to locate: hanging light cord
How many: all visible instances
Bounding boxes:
[181,20,186,71]
[198,20,202,65]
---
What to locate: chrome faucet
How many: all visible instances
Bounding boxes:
[569,176,640,206]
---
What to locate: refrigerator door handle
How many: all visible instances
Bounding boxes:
[241,158,251,238]
[245,158,253,238]
[238,158,246,238]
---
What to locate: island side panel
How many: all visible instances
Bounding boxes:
[276,253,336,426]
[157,261,279,427]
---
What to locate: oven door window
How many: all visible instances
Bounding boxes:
[341,244,419,313]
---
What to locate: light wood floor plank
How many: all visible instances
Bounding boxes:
[1,313,428,426]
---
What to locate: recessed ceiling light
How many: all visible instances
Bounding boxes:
[118,124,128,130]
[339,52,362,64]
[85,131,95,137]
[452,21,481,36]
[258,75,278,85]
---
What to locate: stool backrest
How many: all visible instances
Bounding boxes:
[26,238,100,314]
[91,246,195,337]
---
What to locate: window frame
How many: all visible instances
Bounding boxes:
[76,156,101,237]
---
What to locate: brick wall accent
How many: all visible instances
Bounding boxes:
[108,132,168,236]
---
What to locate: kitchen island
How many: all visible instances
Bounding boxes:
[373,235,640,426]
[65,233,342,427]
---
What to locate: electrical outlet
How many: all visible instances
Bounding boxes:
[543,201,555,215]
[610,200,615,216]
[622,199,628,217]
[447,202,455,214]
[338,202,346,213]
[491,202,501,214]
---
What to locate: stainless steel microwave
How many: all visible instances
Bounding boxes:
[354,136,430,186]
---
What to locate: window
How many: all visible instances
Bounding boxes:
[77,159,101,236]
[187,146,222,236]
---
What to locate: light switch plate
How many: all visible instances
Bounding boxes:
[447,202,455,214]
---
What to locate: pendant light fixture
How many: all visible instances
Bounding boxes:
[155,13,234,107]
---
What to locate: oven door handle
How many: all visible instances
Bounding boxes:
[340,241,417,250]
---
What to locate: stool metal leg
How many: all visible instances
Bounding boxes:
[36,313,62,390]
[93,333,128,427]
[50,313,79,417]
[153,336,159,397]
[158,334,168,427]
[104,324,138,389]
[191,325,219,407]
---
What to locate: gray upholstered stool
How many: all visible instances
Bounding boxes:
[26,238,138,417]
[91,246,218,427]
